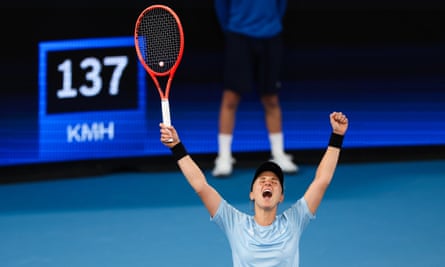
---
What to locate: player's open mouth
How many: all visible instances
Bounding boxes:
[262,189,272,198]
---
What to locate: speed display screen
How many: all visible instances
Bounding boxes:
[45,49,138,113]
[38,37,148,162]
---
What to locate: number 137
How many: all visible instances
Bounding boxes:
[56,56,128,99]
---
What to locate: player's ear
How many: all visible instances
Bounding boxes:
[249,192,254,201]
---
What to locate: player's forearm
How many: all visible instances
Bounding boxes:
[169,142,209,192]
[313,132,344,185]
[305,133,343,196]
[314,131,344,180]
[314,147,340,186]
[177,156,209,192]
[304,146,341,214]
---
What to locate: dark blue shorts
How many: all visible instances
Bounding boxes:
[223,32,283,96]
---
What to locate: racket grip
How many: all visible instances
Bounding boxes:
[161,99,171,126]
[161,99,174,143]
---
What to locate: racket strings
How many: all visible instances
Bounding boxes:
[136,8,181,73]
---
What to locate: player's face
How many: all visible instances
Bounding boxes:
[250,171,284,209]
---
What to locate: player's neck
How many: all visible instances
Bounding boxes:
[254,209,277,226]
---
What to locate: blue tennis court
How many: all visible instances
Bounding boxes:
[1,159,444,267]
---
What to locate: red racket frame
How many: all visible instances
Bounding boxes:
[134,4,184,126]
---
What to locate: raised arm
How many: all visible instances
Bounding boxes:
[159,123,222,217]
[304,112,349,214]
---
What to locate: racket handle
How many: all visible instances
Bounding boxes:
[161,99,174,143]
[161,99,171,126]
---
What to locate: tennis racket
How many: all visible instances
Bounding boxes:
[134,5,184,128]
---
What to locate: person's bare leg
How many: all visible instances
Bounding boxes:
[219,90,240,134]
[213,90,241,177]
[261,94,282,134]
[261,94,298,173]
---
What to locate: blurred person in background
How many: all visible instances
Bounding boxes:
[212,0,298,177]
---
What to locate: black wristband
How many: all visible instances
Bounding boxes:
[328,133,344,149]
[170,142,188,161]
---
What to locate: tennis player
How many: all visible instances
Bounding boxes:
[159,111,348,266]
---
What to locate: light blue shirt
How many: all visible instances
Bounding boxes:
[212,197,314,267]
